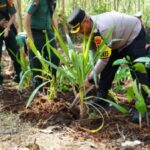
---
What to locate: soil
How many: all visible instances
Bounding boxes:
[0,54,150,150]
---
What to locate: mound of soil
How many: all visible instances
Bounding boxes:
[0,66,150,149]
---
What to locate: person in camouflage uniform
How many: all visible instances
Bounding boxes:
[24,0,59,91]
[0,0,22,91]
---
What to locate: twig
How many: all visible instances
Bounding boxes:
[116,124,126,140]
[146,112,149,127]
[71,84,77,97]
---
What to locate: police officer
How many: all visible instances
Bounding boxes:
[0,0,21,87]
[24,0,59,91]
[67,8,150,123]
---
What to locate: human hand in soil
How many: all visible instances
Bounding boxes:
[84,78,93,89]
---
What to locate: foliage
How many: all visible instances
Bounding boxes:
[114,65,131,93]
[113,56,150,127]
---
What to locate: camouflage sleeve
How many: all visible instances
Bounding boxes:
[7,0,16,14]
[26,0,39,14]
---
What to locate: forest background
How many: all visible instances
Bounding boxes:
[15,0,150,33]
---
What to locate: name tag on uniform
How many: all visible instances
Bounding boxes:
[94,36,112,59]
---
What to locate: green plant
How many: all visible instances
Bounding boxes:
[21,27,128,132]
[113,56,150,128]
[44,28,129,132]
[113,64,131,93]
[18,33,58,107]
[8,47,31,88]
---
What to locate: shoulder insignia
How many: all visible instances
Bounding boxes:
[94,36,103,48]
[100,47,112,59]
[7,0,14,7]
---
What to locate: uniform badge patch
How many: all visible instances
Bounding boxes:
[94,36,102,48]
[93,36,112,59]
[100,47,112,59]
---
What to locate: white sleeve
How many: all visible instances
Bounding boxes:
[88,58,109,79]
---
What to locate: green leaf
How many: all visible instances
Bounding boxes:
[26,81,49,108]
[135,100,147,114]
[113,58,128,66]
[134,57,150,63]
[126,56,131,61]
[18,69,31,92]
[133,63,147,74]
[93,97,129,113]
[142,84,150,97]
[127,87,134,102]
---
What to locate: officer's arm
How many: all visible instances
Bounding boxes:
[84,58,109,89]
[85,33,112,87]
[88,58,109,81]
[24,13,33,41]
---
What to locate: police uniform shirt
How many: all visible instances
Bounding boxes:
[0,0,16,21]
[26,0,51,30]
[88,11,142,80]
[91,11,142,51]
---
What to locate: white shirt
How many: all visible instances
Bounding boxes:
[91,11,142,50]
[89,11,142,79]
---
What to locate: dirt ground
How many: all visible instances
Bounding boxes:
[0,54,150,150]
[0,79,150,150]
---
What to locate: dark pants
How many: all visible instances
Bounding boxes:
[0,27,21,84]
[98,27,150,102]
[29,29,60,89]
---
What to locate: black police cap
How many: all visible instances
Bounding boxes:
[67,8,86,33]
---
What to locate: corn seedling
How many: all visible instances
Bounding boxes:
[22,36,58,106]
[41,27,130,132]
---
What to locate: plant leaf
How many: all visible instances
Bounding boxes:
[133,63,147,74]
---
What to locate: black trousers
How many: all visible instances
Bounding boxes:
[98,27,150,100]
[0,27,21,84]
[29,29,60,89]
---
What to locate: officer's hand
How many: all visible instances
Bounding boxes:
[84,78,92,89]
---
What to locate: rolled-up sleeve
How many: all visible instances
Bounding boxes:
[88,58,110,79]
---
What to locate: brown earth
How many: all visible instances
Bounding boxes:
[0,76,150,150]
[0,52,150,150]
